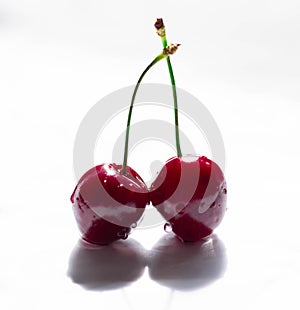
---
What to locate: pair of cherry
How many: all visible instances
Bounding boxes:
[70,155,227,245]
[70,19,227,245]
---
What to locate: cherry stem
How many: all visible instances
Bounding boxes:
[160,32,182,157]
[122,52,165,175]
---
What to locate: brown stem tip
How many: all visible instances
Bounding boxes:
[154,18,166,37]
[154,18,165,30]
[163,43,181,56]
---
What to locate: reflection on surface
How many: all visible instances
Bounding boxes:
[148,234,227,291]
[67,239,146,290]
[67,234,227,292]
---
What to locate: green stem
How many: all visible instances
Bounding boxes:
[122,52,165,175]
[161,36,182,157]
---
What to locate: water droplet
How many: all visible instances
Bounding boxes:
[117,229,128,240]
[223,188,227,194]
[202,157,210,165]
[164,223,172,233]
[121,233,128,240]
[209,202,216,209]
[131,222,137,229]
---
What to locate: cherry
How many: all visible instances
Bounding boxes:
[149,19,227,241]
[70,38,179,245]
[71,164,149,245]
[150,155,227,242]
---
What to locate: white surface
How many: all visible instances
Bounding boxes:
[1,1,300,309]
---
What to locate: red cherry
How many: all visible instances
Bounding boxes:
[150,155,227,242]
[71,164,149,245]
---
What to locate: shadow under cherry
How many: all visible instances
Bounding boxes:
[147,233,227,291]
[67,233,227,292]
[67,238,146,291]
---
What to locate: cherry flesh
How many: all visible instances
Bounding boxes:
[71,164,149,245]
[150,155,227,242]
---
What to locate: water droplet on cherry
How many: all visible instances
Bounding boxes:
[131,222,137,228]
[209,202,216,209]
[202,157,210,165]
[117,229,128,240]
[164,222,172,233]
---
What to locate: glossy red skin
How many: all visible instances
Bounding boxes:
[71,164,149,245]
[150,155,227,242]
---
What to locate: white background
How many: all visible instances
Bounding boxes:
[1,0,300,309]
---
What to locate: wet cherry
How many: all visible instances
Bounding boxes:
[149,19,227,242]
[150,155,227,242]
[71,164,149,245]
[70,39,178,245]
